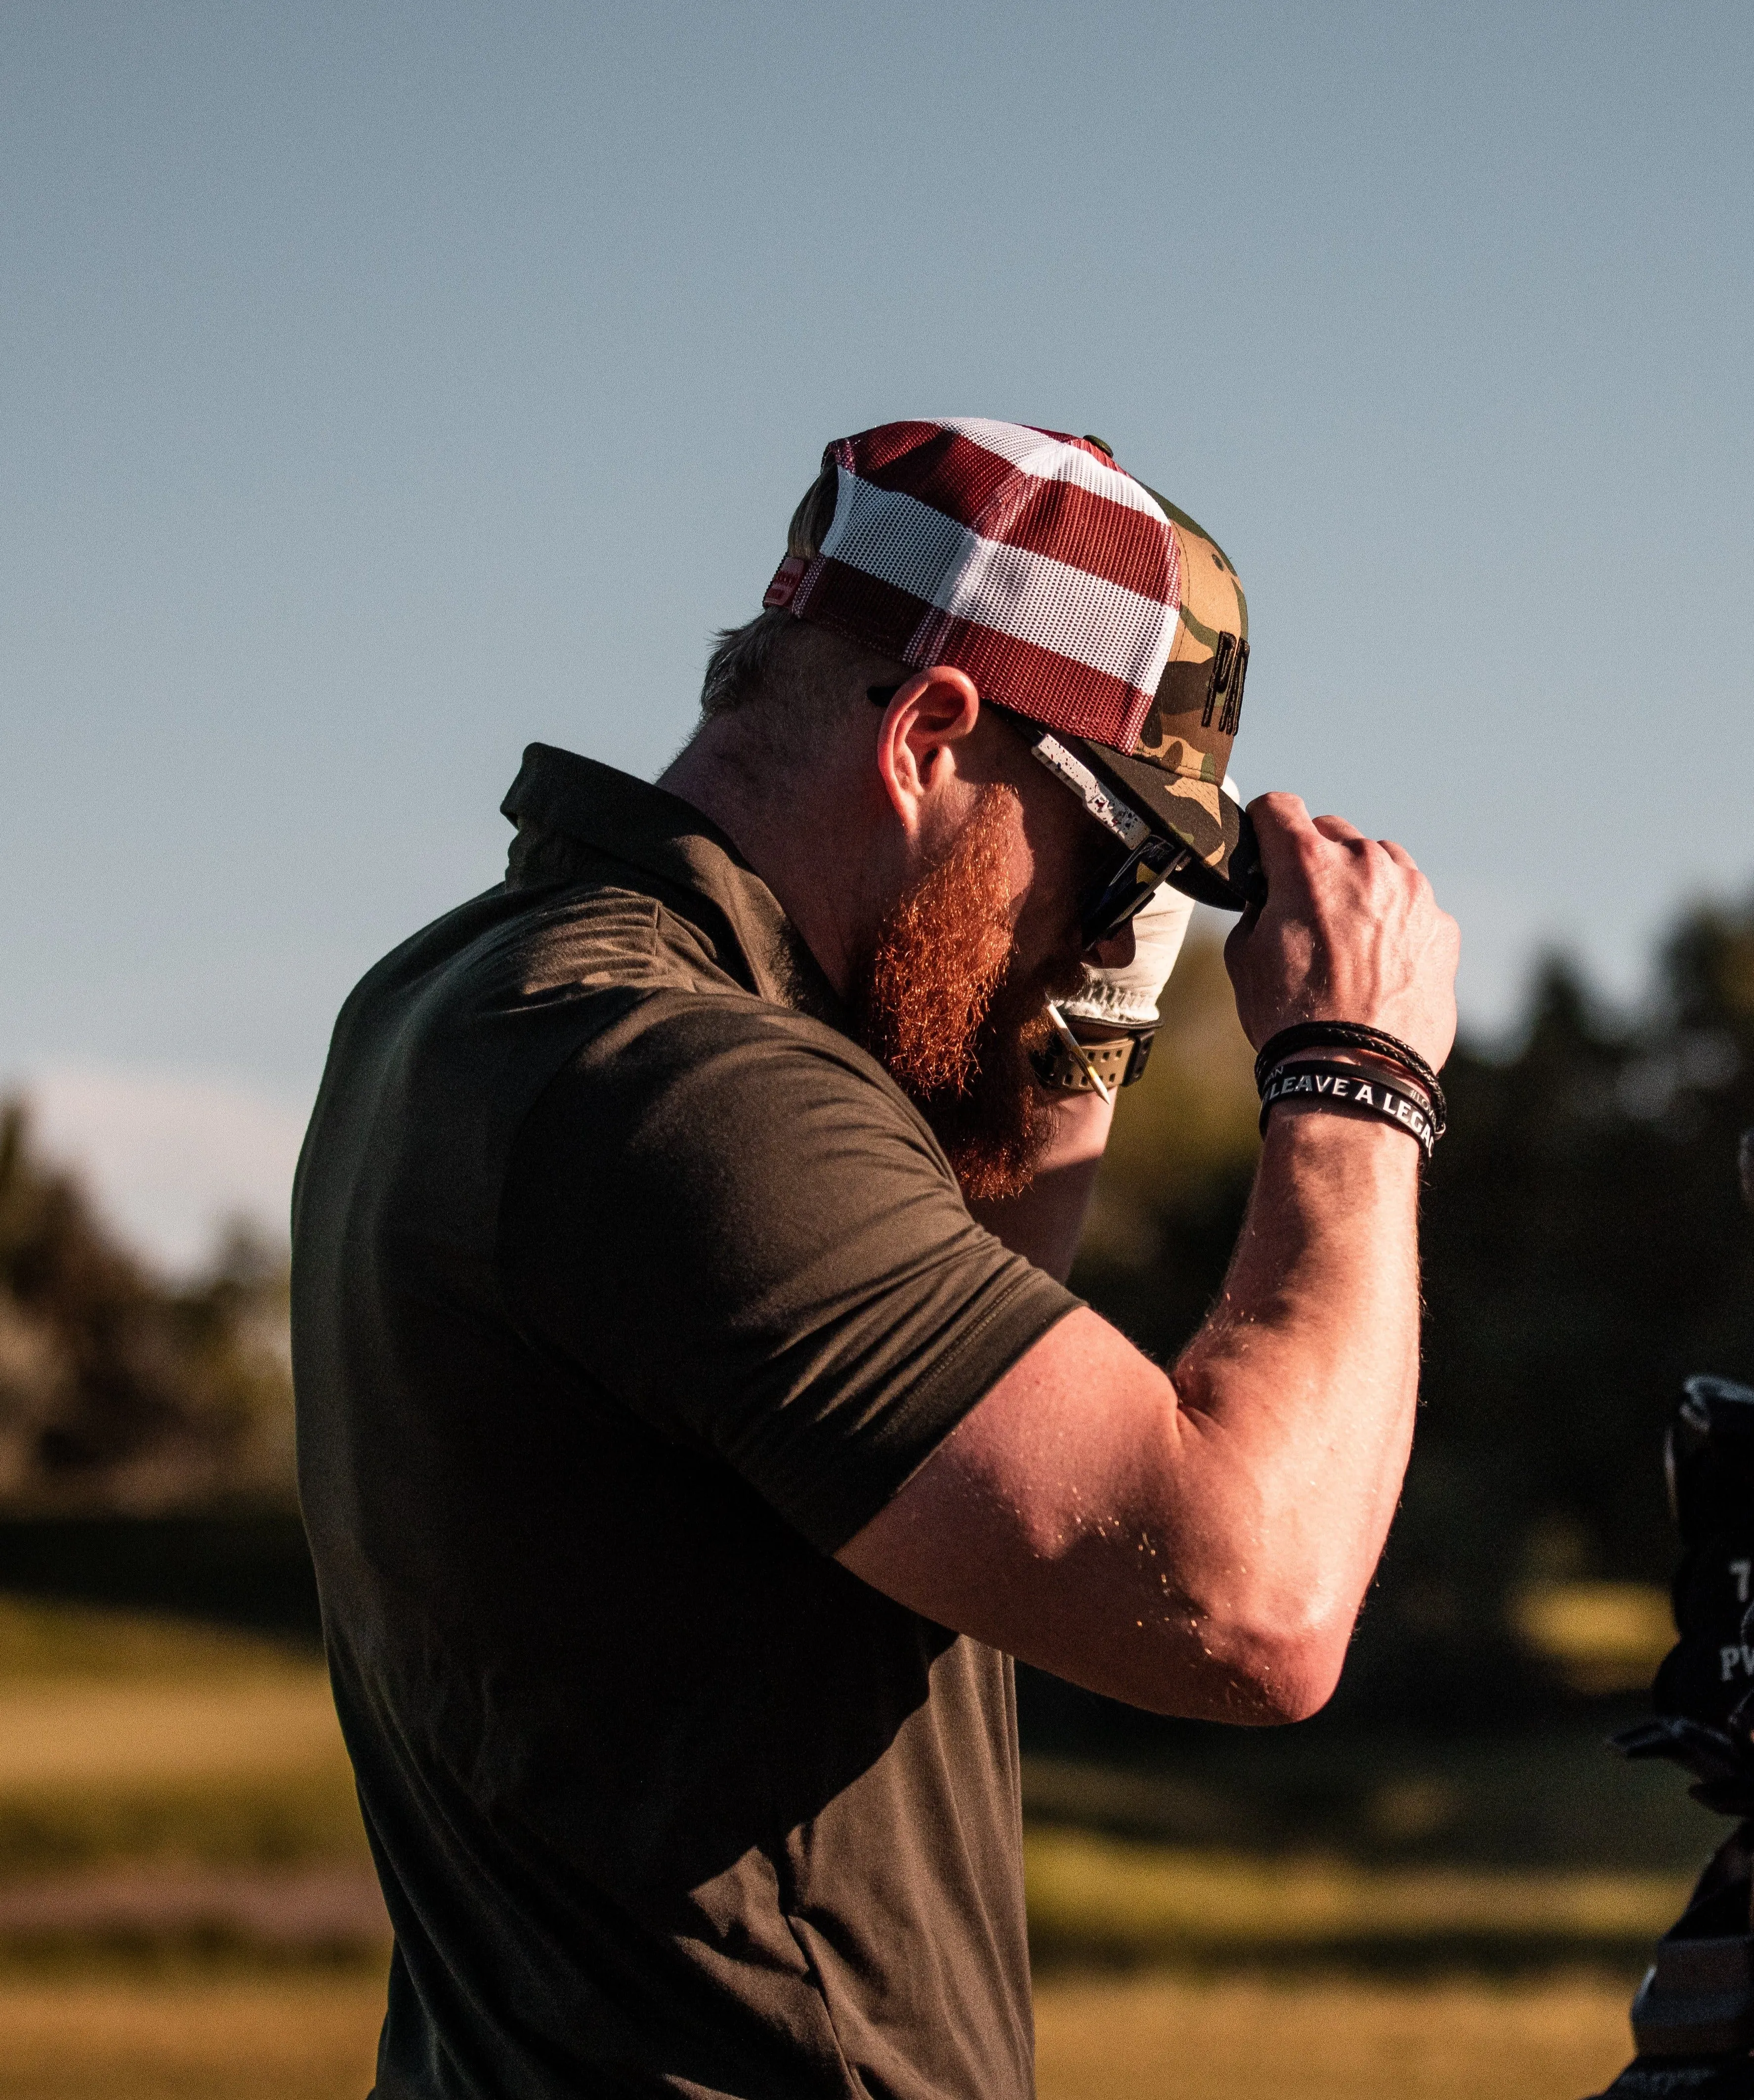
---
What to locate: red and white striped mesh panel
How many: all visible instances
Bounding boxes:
[766,419,1183,756]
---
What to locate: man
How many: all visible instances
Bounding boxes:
[292,418,1458,2099]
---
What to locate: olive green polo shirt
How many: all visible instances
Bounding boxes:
[291,743,1079,2100]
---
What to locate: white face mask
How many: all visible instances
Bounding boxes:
[1058,882,1196,1031]
[1053,772,1238,1033]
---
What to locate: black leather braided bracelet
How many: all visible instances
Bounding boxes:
[1258,1058,1437,1161]
[1253,1021,1448,1139]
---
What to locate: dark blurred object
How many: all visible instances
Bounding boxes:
[1589,1356,1754,2095]
[0,1511,320,1640]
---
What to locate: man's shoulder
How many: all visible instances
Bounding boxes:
[562,969,894,1102]
[337,860,754,1047]
[329,862,902,1145]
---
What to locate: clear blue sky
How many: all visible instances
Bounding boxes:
[3,1,1751,1260]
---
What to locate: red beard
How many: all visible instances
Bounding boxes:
[852,786,1069,1204]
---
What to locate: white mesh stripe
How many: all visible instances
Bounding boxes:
[820,468,967,603]
[934,417,1163,519]
[942,531,1177,691]
[824,474,1180,693]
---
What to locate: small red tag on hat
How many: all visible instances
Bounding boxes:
[763,554,808,610]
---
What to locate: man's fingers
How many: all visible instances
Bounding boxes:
[1230,791,1458,1074]
[1244,793,1318,885]
[1250,797,1423,882]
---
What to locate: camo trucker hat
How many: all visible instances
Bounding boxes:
[762,417,1259,908]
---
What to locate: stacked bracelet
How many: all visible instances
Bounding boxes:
[1253,1021,1447,1139]
[1257,1057,1436,1161]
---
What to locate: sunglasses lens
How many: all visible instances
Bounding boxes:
[1079,851,1160,948]
[1076,837,1195,948]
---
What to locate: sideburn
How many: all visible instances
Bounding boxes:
[852,786,1053,1204]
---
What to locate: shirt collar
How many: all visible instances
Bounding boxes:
[500,743,845,1025]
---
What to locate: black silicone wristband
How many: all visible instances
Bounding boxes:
[1253,1023,1447,1138]
[1258,1058,1437,1161]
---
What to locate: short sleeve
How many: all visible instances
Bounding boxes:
[498,989,1080,1554]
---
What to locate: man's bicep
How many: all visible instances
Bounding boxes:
[834,1307,1209,1712]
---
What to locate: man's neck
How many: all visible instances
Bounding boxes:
[658,728,874,1002]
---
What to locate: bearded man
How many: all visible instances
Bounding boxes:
[292,419,1459,2100]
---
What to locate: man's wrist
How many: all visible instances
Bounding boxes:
[1254,1031,1441,1165]
[1262,1082,1428,1170]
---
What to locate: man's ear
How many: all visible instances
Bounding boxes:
[874,668,982,839]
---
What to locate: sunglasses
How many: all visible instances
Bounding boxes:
[1073,831,1197,950]
[867,683,1205,951]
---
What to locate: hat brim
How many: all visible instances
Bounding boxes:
[1060,735,1263,912]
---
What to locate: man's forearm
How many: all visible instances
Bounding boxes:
[840,1095,1422,1724]
[1161,1101,1421,1705]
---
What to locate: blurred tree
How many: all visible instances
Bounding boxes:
[0,1099,295,1512]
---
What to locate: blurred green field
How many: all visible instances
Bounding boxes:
[0,1595,1680,2097]
[1025,1825,1687,1972]
[0,1596,364,1881]
[0,1967,1640,2100]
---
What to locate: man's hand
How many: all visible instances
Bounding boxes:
[1225,794,1459,1072]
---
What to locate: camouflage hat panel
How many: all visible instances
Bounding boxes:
[1131,489,1251,796]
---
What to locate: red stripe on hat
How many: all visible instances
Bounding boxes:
[791,557,932,665]
[854,426,1016,530]
[851,428,1175,603]
[920,614,1144,750]
[989,476,1175,602]
[798,553,1165,754]
[842,421,964,479]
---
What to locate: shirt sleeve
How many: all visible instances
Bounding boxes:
[498,988,1080,1554]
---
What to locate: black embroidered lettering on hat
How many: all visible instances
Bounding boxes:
[1220,638,1249,735]
[1202,633,1236,728]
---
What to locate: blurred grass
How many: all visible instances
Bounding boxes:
[0,1770,368,1881]
[1025,1825,1688,1973]
[0,1970,387,2100]
[1508,1582,1675,1697]
[1020,1723,1722,1874]
[0,1596,313,1682]
[0,1594,1677,2097]
[0,1597,364,1879]
[1033,1970,1635,2100]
